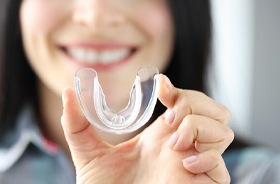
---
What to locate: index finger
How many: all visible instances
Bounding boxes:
[158,74,232,125]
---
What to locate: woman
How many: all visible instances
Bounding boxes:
[0,0,233,183]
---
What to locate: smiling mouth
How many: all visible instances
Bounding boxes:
[61,46,137,66]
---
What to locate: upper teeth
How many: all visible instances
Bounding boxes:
[67,48,131,64]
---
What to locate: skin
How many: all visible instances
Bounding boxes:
[20,0,234,183]
[20,0,173,145]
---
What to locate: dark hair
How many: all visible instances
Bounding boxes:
[154,0,212,118]
[0,0,211,137]
[0,0,38,138]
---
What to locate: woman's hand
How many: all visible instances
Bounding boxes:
[61,74,234,184]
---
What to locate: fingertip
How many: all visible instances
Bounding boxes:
[182,155,198,170]
[158,74,177,109]
[168,132,179,148]
[183,150,221,174]
[158,74,173,96]
[182,155,206,175]
[164,109,175,125]
[62,87,77,109]
[183,156,231,184]
[161,74,173,91]
[186,151,231,183]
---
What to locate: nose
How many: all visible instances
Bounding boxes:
[72,0,125,28]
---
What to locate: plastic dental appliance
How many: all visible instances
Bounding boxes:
[74,66,160,134]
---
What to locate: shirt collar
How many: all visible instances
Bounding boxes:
[0,104,60,173]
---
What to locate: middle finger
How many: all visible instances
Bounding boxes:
[168,114,234,153]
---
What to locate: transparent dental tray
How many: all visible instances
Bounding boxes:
[74,66,160,134]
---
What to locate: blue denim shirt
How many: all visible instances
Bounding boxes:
[0,105,75,184]
[223,147,280,184]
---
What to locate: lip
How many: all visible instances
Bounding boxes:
[58,42,138,71]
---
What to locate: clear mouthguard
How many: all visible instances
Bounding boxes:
[74,66,160,134]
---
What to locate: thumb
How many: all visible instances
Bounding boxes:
[61,87,108,160]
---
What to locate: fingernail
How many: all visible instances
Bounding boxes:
[182,155,198,166]
[168,132,179,148]
[164,109,175,125]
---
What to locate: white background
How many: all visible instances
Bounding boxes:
[210,0,280,151]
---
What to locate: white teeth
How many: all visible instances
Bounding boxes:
[85,51,98,63]
[67,48,131,64]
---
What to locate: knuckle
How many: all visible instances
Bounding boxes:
[209,149,221,160]
[179,116,197,141]
[182,115,196,129]
[192,90,206,97]
[228,128,235,142]
[208,149,223,161]
[219,104,232,123]
[219,173,231,184]
[178,91,193,114]
[224,127,235,144]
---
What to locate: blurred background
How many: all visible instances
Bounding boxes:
[209,0,280,151]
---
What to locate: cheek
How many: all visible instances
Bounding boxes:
[134,3,174,71]
[20,0,65,34]
[147,14,171,36]
[135,2,173,38]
